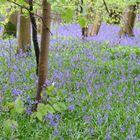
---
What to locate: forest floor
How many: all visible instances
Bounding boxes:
[52,23,140,47]
[0,24,140,139]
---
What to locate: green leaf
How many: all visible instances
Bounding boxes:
[62,9,74,23]
[37,103,48,115]
[0,0,6,4]
[14,96,25,114]
[46,104,55,114]
[36,112,43,122]
[4,119,18,136]
[46,85,55,96]
[79,17,86,27]
[61,0,65,4]
[53,102,67,112]
[36,103,55,121]
[49,97,58,104]
[4,102,14,111]
[17,0,27,5]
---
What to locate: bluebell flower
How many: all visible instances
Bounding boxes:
[68,104,75,112]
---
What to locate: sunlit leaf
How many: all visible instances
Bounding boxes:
[62,9,74,23]
[79,17,86,27]
[14,96,25,114]
[53,102,67,112]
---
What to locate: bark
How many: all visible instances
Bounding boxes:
[90,12,102,36]
[17,8,31,54]
[36,10,42,34]
[119,4,137,37]
[82,27,88,37]
[29,0,40,75]
[36,1,51,103]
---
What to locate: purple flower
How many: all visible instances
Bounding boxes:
[9,72,16,84]
[105,132,112,140]
[83,116,92,124]
[12,88,23,97]
[46,114,59,128]
[68,104,75,112]
[120,127,125,133]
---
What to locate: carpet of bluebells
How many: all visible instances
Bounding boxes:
[0,23,140,139]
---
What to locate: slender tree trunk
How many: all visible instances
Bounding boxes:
[36,1,51,103]
[80,0,88,37]
[29,0,40,75]
[17,8,31,54]
[90,12,102,36]
[119,4,137,37]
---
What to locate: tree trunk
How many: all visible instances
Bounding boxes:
[17,8,31,54]
[29,0,40,75]
[119,4,137,37]
[36,1,51,103]
[36,10,42,34]
[82,27,88,37]
[90,12,102,36]
[80,0,88,37]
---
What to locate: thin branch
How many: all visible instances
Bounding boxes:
[7,0,53,35]
[102,0,110,15]
[7,0,43,19]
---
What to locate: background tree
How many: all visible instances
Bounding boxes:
[17,8,31,54]
[90,11,102,36]
[119,3,138,37]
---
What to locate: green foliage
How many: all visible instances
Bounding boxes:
[2,21,16,38]
[3,119,18,137]
[78,17,86,27]
[53,102,67,112]
[0,0,6,4]
[62,8,74,23]
[4,96,25,115]
[31,85,67,122]
[14,97,25,114]
[1,38,140,139]
[32,101,67,121]
[0,0,139,29]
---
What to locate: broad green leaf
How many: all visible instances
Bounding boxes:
[79,17,86,27]
[37,103,48,115]
[14,97,25,114]
[36,103,55,121]
[49,97,58,104]
[46,104,55,114]
[36,112,43,122]
[53,102,67,112]
[62,9,74,23]
[46,85,55,96]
